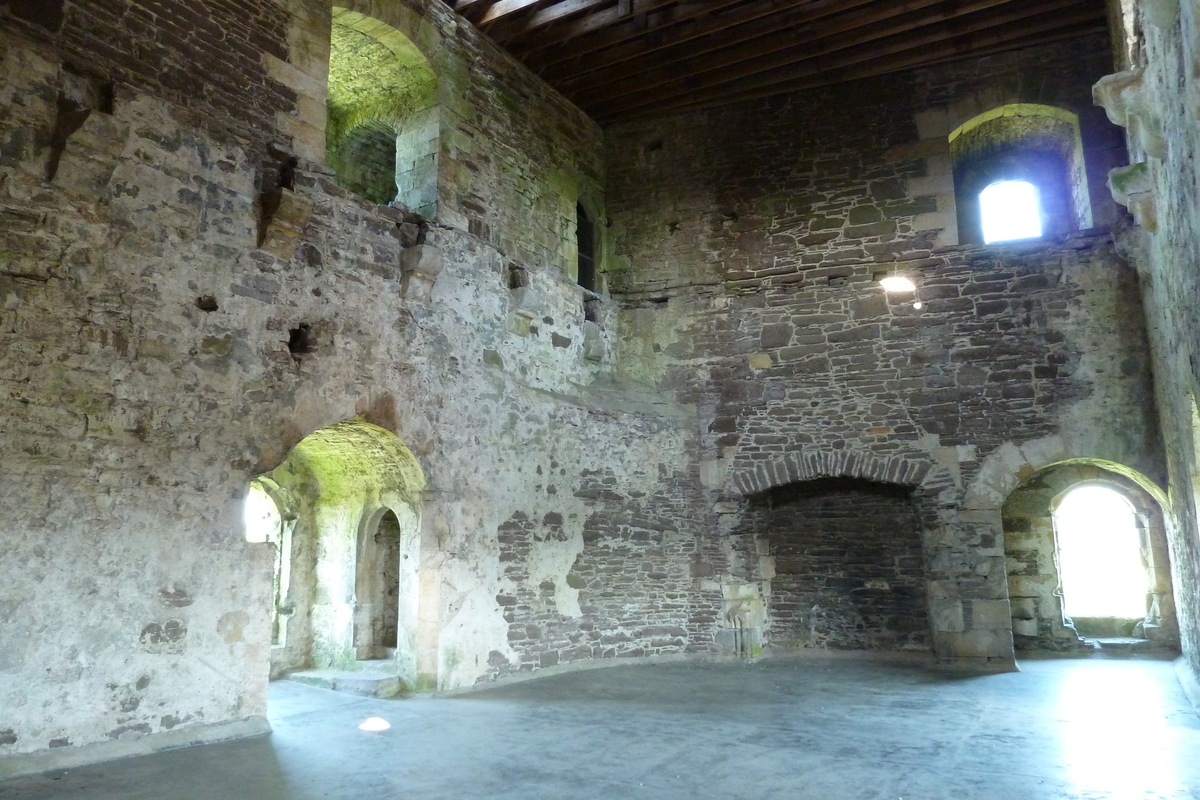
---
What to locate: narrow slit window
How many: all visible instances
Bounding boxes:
[980,180,1042,244]
[576,202,596,292]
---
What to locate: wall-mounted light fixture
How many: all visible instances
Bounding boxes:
[879,275,917,293]
[877,271,923,310]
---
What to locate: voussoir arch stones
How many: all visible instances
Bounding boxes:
[962,434,1167,512]
[730,450,943,497]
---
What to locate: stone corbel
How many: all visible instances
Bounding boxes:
[1094,68,1167,159]
[582,320,604,362]
[507,285,542,336]
[49,109,130,195]
[400,244,444,301]
[1108,162,1158,232]
[259,188,313,259]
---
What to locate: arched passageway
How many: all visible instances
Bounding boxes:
[354,508,402,660]
[1002,461,1178,651]
[244,418,430,689]
[326,8,440,215]
[1055,484,1149,625]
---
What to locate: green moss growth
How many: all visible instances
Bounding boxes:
[327,23,437,148]
[277,418,426,510]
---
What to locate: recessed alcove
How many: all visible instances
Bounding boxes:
[752,477,930,652]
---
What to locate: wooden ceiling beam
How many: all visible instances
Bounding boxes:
[456,0,502,25]
[481,0,619,37]
[479,0,556,26]
[536,0,869,84]
[561,0,1017,102]
[502,0,715,55]
[586,1,1098,120]
[611,22,1105,123]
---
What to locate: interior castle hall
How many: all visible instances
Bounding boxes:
[2,0,1200,796]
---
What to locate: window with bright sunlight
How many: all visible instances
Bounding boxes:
[1054,485,1147,619]
[243,482,281,544]
[980,180,1043,244]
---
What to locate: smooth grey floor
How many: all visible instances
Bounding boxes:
[3,655,1199,799]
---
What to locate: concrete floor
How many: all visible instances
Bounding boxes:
[3,655,1199,800]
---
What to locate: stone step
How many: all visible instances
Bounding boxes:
[287,668,402,698]
[1087,637,1154,654]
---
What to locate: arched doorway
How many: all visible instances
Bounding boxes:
[1002,461,1178,651]
[242,479,296,649]
[327,8,440,215]
[1054,484,1149,633]
[251,418,431,689]
[354,509,402,660]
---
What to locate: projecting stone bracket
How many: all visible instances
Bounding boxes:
[258,188,314,259]
[400,244,444,301]
[582,320,604,362]
[1108,162,1158,232]
[1094,68,1167,160]
[507,284,542,336]
[48,109,129,196]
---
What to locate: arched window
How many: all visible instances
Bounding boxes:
[980,180,1042,244]
[326,9,439,216]
[1053,484,1147,621]
[243,480,293,647]
[950,104,1092,245]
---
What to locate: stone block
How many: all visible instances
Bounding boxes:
[747,353,772,370]
[582,321,605,362]
[260,189,313,260]
[1093,68,1166,159]
[1012,618,1038,637]
[509,285,541,313]
[971,600,1012,630]
[400,244,445,301]
[930,598,965,633]
[1010,598,1036,621]
[1008,575,1055,599]
[939,628,1015,660]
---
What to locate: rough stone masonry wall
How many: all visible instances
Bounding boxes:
[1096,0,1200,699]
[0,0,700,773]
[750,478,928,651]
[607,35,1164,668]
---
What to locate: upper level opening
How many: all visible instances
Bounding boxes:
[576,202,596,293]
[327,8,439,216]
[980,180,1043,244]
[950,104,1091,246]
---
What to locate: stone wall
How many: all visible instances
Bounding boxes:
[606,35,1124,296]
[749,478,928,651]
[606,35,1164,669]
[1095,0,1200,699]
[0,0,693,773]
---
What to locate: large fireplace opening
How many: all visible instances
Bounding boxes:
[758,477,929,652]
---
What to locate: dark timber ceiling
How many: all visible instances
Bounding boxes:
[451,0,1110,125]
